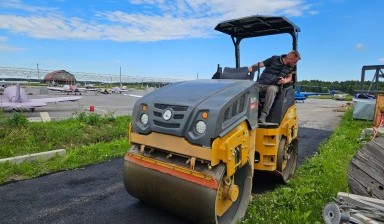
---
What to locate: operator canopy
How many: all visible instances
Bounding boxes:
[215,15,300,39]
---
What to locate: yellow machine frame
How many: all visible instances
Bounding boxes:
[254,105,298,171]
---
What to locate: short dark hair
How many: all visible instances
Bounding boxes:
[288,50,301,60]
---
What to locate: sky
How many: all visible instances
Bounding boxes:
[0,0,383,81]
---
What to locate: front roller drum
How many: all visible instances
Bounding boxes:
[123,158,252,224]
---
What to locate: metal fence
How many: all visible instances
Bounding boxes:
[0,66,187,84]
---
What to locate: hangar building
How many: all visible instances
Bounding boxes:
[44,70,76,85]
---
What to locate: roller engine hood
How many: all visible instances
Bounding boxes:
[131,79,259,147]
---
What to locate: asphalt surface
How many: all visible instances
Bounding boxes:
[23,86,148,120]
[0,90,346,224]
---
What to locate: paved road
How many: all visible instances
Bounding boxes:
[296,98,345,165]
[24,87,148,121]
[0,93,346,224]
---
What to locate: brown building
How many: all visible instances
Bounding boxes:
[44,70,76,85]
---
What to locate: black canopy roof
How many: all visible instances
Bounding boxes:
[215,15,300,39]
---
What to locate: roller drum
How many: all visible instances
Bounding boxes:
[123,159,252,224]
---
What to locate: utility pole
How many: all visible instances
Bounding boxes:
[37,63,40,81]
[120,66,122,88]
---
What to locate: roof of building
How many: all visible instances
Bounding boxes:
[44,70,76,81]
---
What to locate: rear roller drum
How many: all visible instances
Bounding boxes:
[276,137,298,183]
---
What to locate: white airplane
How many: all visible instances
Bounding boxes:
[331,90,349,100]
[47,85,87,95]
[110,86,129,94]
[1,84,81,112]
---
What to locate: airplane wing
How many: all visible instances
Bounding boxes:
[0,97,81,110]
[1,84,81,112]
[75,87,87,93]
[47,86,85,95]
[110,87,130,94]
[47,86,66,92]
[29,96,81,104]
[0,101,47,110]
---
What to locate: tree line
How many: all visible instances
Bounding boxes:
[297,80,384,95]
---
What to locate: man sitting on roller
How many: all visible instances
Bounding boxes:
[249,50,301,123]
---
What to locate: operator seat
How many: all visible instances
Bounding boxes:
[263,85,295,124]
[213,66,294,125]
[216,67,254,80]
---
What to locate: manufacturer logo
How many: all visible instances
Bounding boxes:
[163,109,172,121]
[250,97,258,110]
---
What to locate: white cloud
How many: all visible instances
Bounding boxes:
[0,44,25,51]
[309,11,319,15]
[0,0,58,13]
[0,0,312,42]
[0,35,24,52]
[355,43,364,51]
[0,36,8,42]
[379,58,384,63]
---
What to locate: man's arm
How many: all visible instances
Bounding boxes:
[248,61,265,72]
[278,73,292,85]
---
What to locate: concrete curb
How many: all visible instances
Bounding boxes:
[0,149,66,164]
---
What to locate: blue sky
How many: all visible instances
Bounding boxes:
[0,0,383,81]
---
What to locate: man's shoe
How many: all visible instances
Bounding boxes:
[258,112,267,123]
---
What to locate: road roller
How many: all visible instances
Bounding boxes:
[123,15,300,223]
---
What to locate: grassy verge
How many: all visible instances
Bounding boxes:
[0,112,130,184]
[242,108,371,223]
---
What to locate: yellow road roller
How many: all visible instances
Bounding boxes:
[123,15,300,223]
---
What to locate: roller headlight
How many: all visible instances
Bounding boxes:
[195,120,206,134]
[140,113,149,125]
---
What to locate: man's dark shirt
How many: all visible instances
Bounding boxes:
[259,54,293,85]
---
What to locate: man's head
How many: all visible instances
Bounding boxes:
[285,50,301,67]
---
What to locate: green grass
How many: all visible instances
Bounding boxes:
[0,112,130,184]
[242,108,371,223]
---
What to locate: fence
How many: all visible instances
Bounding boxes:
[0,66,187,85]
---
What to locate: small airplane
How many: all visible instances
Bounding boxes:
[47,85,87,95]
[1,84,81,112]
[330,89,348,100]
[83,82,94,88]
[110,86,129,94]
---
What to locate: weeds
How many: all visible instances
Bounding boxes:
[6,112,28,127]
[242,109,370,223]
